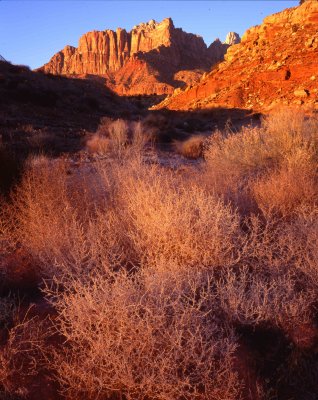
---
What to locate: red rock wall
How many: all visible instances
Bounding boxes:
[156,1,318,111]
[39,18,238,96]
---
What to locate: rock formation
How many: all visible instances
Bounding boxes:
[154,1,318,111]
[224,32,241,45]
[39,18,240,96]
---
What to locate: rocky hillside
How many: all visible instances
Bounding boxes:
[0,60,141,158]
[39,18,240,96]
[155,1,318,111]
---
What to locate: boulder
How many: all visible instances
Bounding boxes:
[294,89,309,97]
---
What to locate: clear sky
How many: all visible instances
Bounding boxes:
[0,1,297,70]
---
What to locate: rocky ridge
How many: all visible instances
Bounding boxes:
[154,1,318,111]
[39,18,240,96]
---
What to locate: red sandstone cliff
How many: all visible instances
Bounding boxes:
[39,18,240,96]
[154,1,318,111]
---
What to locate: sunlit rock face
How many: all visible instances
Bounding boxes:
[224,32,241,45]
[154,1,318,111]
[43,19,175,75]
[39,18,239,95]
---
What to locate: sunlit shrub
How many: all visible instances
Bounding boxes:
[203,109,318,214]
[252,151,317,218]
[88,119,150,159]
[112,161,242,271]
[174,135,206,159]
[47,271,240,400]
[86,134,110,155]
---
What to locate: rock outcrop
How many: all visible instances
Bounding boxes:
[39,18,240,96]
[224,32,241,45]
[155,1,318,111]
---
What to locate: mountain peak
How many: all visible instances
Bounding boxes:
[132,17,174,32]
[224,32,241,45]
[39,17,237,96]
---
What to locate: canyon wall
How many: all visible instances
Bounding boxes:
[40,19,240,95]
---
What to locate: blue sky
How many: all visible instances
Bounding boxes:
[0,1,297,69]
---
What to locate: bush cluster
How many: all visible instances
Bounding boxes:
[1,109,318,399]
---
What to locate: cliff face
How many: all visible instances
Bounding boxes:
[155,1,318,110]
[40,18,239,96]
[43,19,173,75]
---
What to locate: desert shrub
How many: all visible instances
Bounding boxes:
[252,150,317,218]
[0,314,45,396]
[94,117,111,134]
[202,127,271,214]
[216,209,318,336]
[215,266,314,332]
[129,120,151,159]
[174,134,206,159]
[47,270,239,400]
[11,156,71,253]
[6,107,318,399]
[0,197,18,256]
[90,119,150,159]
[10,155,91,280]
[203,109,318,213]
[261,108,318,148]
[281,206,318,286]
[112,161,242,271]
[205,109,318,178]
[204,127,273,179]
[13,153,244,279]
[10,155,133,282]
[108,119,129,157]
[86,133,110,155]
